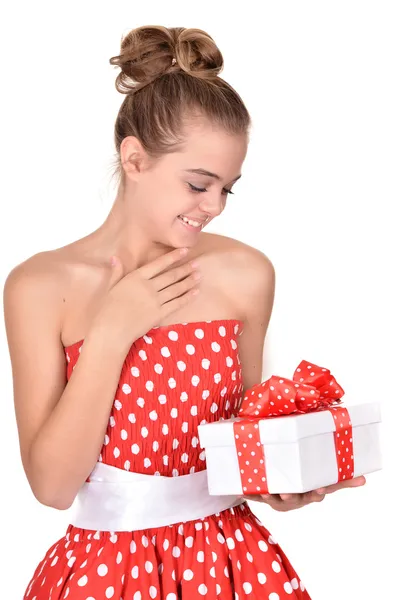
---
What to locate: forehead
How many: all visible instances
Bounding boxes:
[169,120,248,177]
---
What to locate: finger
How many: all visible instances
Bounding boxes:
[155,260,198,292]
[158,270,200,304]
[320,475,366,495]
[140,247,188,279]
[308,491,326,503]
[279,494,304,504]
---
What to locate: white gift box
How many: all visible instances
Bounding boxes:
[198,402,382,495]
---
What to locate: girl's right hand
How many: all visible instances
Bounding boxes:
[89,248,202,348]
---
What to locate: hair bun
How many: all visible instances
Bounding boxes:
[109,25,224,94]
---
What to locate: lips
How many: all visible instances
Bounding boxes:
[178,215,208,224]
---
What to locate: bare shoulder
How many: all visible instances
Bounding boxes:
[199,231,275,297]
[4,250,66,316]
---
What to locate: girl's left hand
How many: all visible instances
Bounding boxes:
[244,475,366,512]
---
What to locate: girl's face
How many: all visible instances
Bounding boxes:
[122,120,248,247]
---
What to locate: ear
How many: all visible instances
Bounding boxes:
[120,135,150,182]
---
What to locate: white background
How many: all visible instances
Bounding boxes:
[0,1,397,599]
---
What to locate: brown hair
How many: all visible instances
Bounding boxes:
[108,25,251,184]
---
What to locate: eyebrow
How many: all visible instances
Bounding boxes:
[184,168,242,183]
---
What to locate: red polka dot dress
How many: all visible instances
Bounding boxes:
[23,319,311,600]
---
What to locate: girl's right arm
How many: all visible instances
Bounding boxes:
[3,255,133,510]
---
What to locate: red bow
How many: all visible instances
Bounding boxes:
[238,359,345,419]
[233,360,353,495]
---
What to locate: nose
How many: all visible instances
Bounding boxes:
[199,194,226,219]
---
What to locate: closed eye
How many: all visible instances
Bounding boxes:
[188,183,235,195]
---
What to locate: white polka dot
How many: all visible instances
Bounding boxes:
[144,458,152,468]
[198,584,208,595]
[284,582,293,594]
[105,587,115,599]
[149,587,157,599]
[226,537,235,549]
[183,569,194,580]
[272,560,281,572]
[131,444,140,454]
[130,540,136,553]
[269,594,280,600]
[185,536,194,547]
[97,564,108,576]
[258,540,268,552]
[216,584,221,595]
[149,410,158,420]
[116,551,123,564]
[246,552,253,562]
[243,582,252,594]
[258,573,267,584]
[131,566,139,579]
[137,397,145,408]
[145,561,153,573]
[142,535,149,548]
[166,595,177,600]
[197,551,205,562]
[291,577,299,590]
[172,546,180,558]
[170,408,178,418]
[141,426,149,438]
[77,575,88,587]
[217,533,225,544]
[134,593,141,600]
[235,529,244,542]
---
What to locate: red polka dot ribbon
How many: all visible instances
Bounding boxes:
[233,359,354,494]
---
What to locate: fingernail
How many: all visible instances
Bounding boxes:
[280,494,292,501]
[316,488,326,495]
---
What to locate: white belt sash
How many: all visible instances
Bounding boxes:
[70,462,245,531]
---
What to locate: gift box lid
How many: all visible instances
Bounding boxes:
[198,401,381,447]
